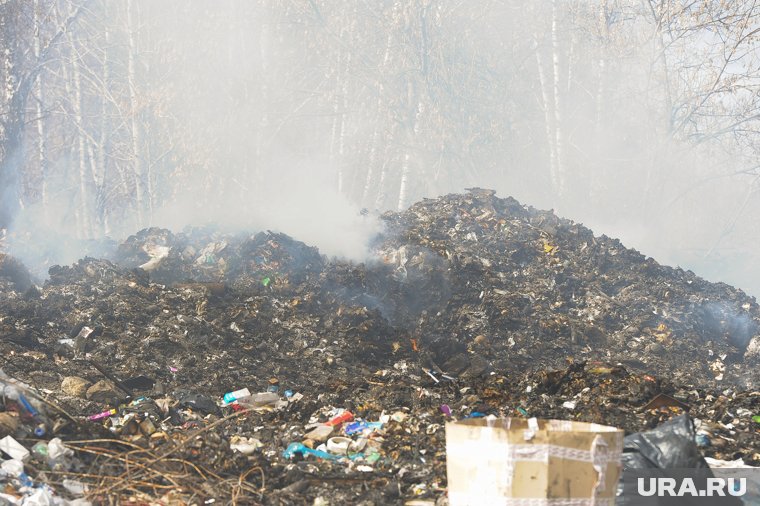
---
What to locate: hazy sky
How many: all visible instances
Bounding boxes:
[5,0,760,297]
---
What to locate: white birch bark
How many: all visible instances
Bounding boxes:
[336,52,350,194]
[33,0,48,223]
[126,0,145,228]
[551,0,566,198]
[362,34,393,207]
[256,19,270,187]
[68,29,92,239]
[595,0,608,134]
[397,149,410,212]
[535,43,559,191]
[591,0,608,204]
[97,18,111,234]
[398,88,424,212]
[329,27,347,194]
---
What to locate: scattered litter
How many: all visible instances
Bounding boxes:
[0,191,758,504]
[0,435,29,461]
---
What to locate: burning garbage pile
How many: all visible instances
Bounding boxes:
[1,189,760,504]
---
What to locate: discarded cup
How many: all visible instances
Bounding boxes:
[326,436,355,454]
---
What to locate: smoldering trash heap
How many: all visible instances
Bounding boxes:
[1,190,759,504]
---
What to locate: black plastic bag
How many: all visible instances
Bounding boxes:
[617,415,743,505]
[621,415,709,471]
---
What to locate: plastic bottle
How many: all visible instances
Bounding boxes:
[236,392,279,408]
[344,421,383,436]
[2,382,47,434]
[222,388,251,405]
[31,442,48,460]
[17,393,39,418]
[2,384,40,418]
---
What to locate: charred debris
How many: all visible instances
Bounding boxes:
[1,189,760,504]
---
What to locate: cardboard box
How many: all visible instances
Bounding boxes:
[446,417,623,505]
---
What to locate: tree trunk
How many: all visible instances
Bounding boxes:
[126,0,145,228]
[33,0,48,225]
[535,41,559,194]
[68,27,92,239]
[329,28,348,194]
[0,0,87,230]
[590,0,608,205]
[97,15,111,234]
[595,0,608,133]
[0,2,22,231]
[551,0,566,199]
[398,82,424,212]
[362,34,393,207]
[336,53,350,195]
[255,18,270,190]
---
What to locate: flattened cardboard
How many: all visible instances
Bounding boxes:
[445,417,623,506]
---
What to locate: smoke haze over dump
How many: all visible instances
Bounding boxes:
[3,1,760,293]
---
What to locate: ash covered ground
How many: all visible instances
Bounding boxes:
[1,190,760,505]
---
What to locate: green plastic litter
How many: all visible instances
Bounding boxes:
[517,407,528,416]
[262,277,271,287]
[752,415,760,424]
